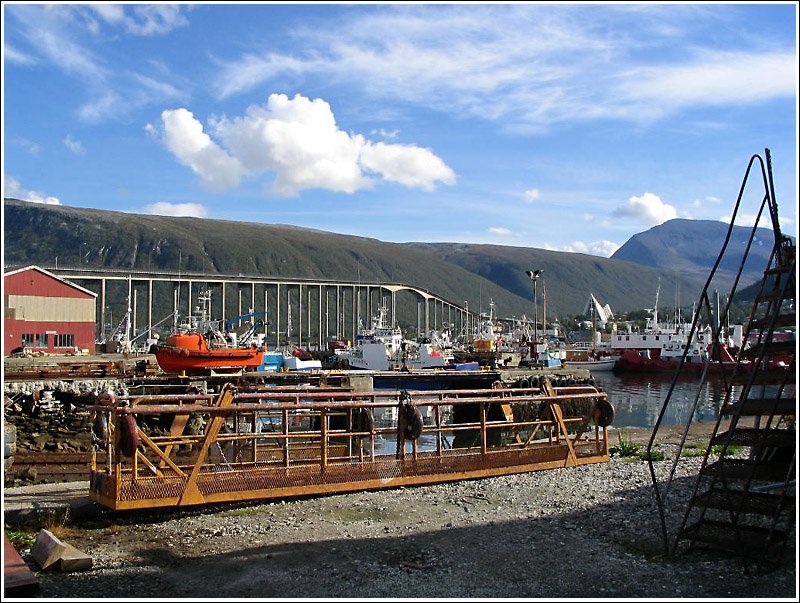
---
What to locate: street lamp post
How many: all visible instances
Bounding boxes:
[526,270,543,365]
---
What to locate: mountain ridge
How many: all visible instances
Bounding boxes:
[3,198,742,319]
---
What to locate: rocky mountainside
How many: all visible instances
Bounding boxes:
[611,218,787,287]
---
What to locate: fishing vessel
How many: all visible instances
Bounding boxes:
[334,305,462,371]
[454,300,525,368]
[153,291,267,375]
[333,304,403,370]
[609,288,743,374]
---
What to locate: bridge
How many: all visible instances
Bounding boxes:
[35,266,495,349]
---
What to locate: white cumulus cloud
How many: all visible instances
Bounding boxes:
[159,108,245,193]
[158,93,455,197]
[4,175,61,205]
[488,226,513,236]
[144,202,208,218]
[560,240,620,257]
[359,141,456,192]
[612,192,677,226]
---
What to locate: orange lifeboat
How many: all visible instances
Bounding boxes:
[154,332,266,375]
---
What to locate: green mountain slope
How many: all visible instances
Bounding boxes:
[4,198,706,318]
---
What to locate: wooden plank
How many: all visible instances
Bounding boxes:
[14,453,92,463]
[4,533,39,595]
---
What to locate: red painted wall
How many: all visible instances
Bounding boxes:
[5,268,91,298]
[4,320,96,355]
[4,267,97,355]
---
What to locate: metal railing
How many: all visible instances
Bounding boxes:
[89,382,612,510]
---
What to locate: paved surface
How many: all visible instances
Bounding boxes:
[3,481,101,529]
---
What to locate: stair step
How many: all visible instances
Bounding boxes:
[740,340,796,359]
[680,519,788,558]
[723,396,796,417]
[702,458,793,482]
[692,488,795,516]
[734,367,792,385]
[711,427,795,449]
[765,263,795,276]
[755,290,790,304]
[749,313,796,330]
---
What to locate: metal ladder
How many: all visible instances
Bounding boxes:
[647,149,796,567]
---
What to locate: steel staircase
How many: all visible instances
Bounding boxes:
[647,149,796,567]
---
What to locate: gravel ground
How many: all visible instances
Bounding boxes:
[17,446,796,600]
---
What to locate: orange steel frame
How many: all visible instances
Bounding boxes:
[89,383,611,510]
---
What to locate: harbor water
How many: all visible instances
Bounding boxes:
[365,371,731,455]
[591,371,736,429]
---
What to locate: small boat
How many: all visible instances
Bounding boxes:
[563,356,618,371]
[280,345,323,372]
[153,291,267,376]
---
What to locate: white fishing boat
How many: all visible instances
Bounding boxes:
[334,305,460,371]
[333,305,403,370]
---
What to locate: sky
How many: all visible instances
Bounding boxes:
[2,2,798,258]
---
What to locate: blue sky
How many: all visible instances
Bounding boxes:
[3,3,797,257]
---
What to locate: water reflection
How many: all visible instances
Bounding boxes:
[591,372,740,428]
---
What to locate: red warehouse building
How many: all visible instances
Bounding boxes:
[4,265,97,356]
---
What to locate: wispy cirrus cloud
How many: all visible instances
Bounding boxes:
[212,5,795,130]
[5,4,189,122]
[10,137,41,156]
[3,42,37,65]
[63,134,86,155]
[523,189,541,203]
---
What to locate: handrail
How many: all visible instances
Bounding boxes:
[645,148,787,556]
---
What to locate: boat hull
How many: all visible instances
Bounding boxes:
[614,349,736,374]
[154,345,266,375]
[563,358,618,371]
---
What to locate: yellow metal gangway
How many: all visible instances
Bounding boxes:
[88,382,613,510]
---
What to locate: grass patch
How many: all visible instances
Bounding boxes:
[680,443,745,458]
[610,431,666,461]
[638,449,666,462]
[5,528,36,552]
[609,431,640,457]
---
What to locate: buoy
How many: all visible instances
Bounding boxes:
[397,391,423,441]
[401,405,423,440]
[350,407,375,435]
[594,398,615,427]
[119,414,139,457]
[92,413,109,448]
